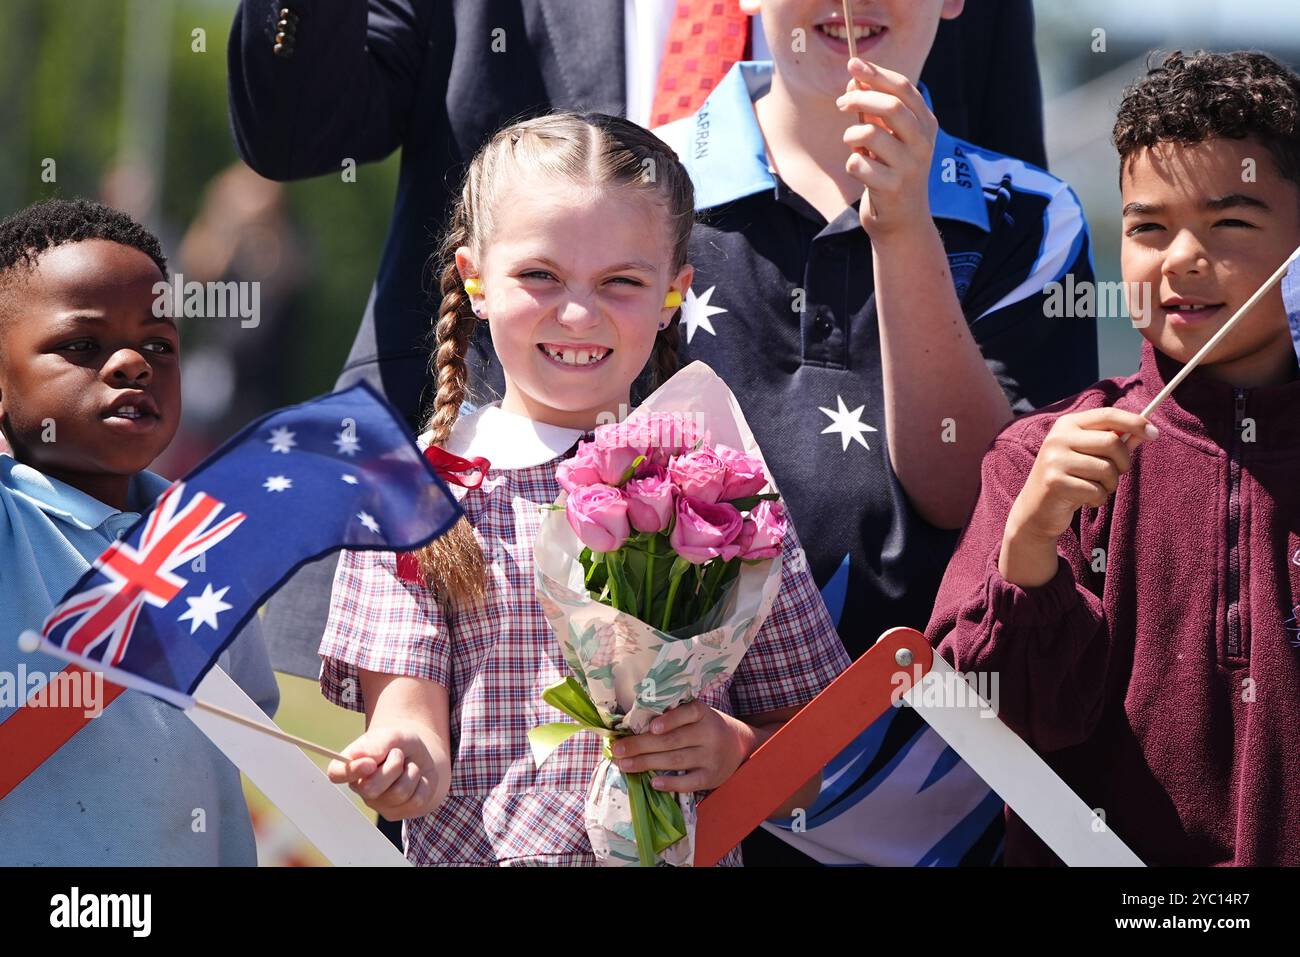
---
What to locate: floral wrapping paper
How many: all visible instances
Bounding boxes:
[532,362,785,866]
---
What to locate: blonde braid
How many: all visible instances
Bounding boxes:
[413,217,488,607]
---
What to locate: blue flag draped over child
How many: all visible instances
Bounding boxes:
[1285,255,1300,367]
[21,383,460,709]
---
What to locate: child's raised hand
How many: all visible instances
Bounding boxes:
[610,700,752,793]
[836,57,939,239]
[1000,408,1159,588]
[327,721,446,822]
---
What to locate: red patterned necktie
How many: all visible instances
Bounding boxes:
[649,0,750,128]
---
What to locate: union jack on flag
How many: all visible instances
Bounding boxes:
[23,382,461,710]
[41,484,246,701]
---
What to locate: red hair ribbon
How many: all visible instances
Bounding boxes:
[422,444,490,489]
[395,445,490,585]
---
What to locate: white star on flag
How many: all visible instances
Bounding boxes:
[267,427,296,454]
[178,583,234,635]
[334,429,361,456]
[263,475,293,492]
[819,395,878,451]
[341,474,359,485]
[680,285,728,344]
[357,511,381,535]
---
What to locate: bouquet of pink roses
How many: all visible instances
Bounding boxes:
[561,413,787,634]
[529,363,789,867]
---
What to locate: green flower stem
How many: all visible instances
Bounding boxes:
[689,564,707,623]
[537,680,686,867]
[660,572,682,632]
[605,553,620,610]
[660,558,691,632]
[643,535,657,621]
[701,558,728,613]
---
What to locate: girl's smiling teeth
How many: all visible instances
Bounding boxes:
[538,343,612,367]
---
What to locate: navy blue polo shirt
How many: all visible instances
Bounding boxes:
[655,61,1099,660]
[653,61,1097,866]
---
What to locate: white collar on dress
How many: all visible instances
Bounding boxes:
[418,402,585,470]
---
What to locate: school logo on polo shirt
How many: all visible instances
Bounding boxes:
[947,251,983,301]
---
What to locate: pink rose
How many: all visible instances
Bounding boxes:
[623,412,707,466]
[669,497,743,564]
[556,442,603,491]
[667,449,728,504]
[592,421,651,459]
[566,484,630,553]
[715,444,768,500]
[557,440,641,492]
[735,500,787,560]
[624,465,676,533]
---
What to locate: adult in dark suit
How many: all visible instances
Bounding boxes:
[228,0,1049,680]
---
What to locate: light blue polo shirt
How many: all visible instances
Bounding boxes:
[0,454,279,866]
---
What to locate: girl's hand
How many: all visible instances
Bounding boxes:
[611,700,754,793]
[1000,408,1158,588]
[836,57,939,240]
[327,721,446,821]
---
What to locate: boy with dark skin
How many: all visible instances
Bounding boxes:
[0,199,273,865]
[0,237,179,506]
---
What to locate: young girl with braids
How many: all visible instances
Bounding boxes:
[317,112,849,866]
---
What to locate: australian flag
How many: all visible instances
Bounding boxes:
[1285,252,1300,368]
[24,383,460,708]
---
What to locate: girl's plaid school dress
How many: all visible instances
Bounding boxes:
[319,402,849,866]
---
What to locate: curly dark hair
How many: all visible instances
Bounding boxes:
[1113,50,1300,188]
[0,198,168,287]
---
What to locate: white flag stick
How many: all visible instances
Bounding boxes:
[1139,244,1300,421]
[842,0,876,220]
[18,630,347,763]
[191,697,348,763]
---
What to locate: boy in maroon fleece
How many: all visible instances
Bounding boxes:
[927,50,1300,866]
